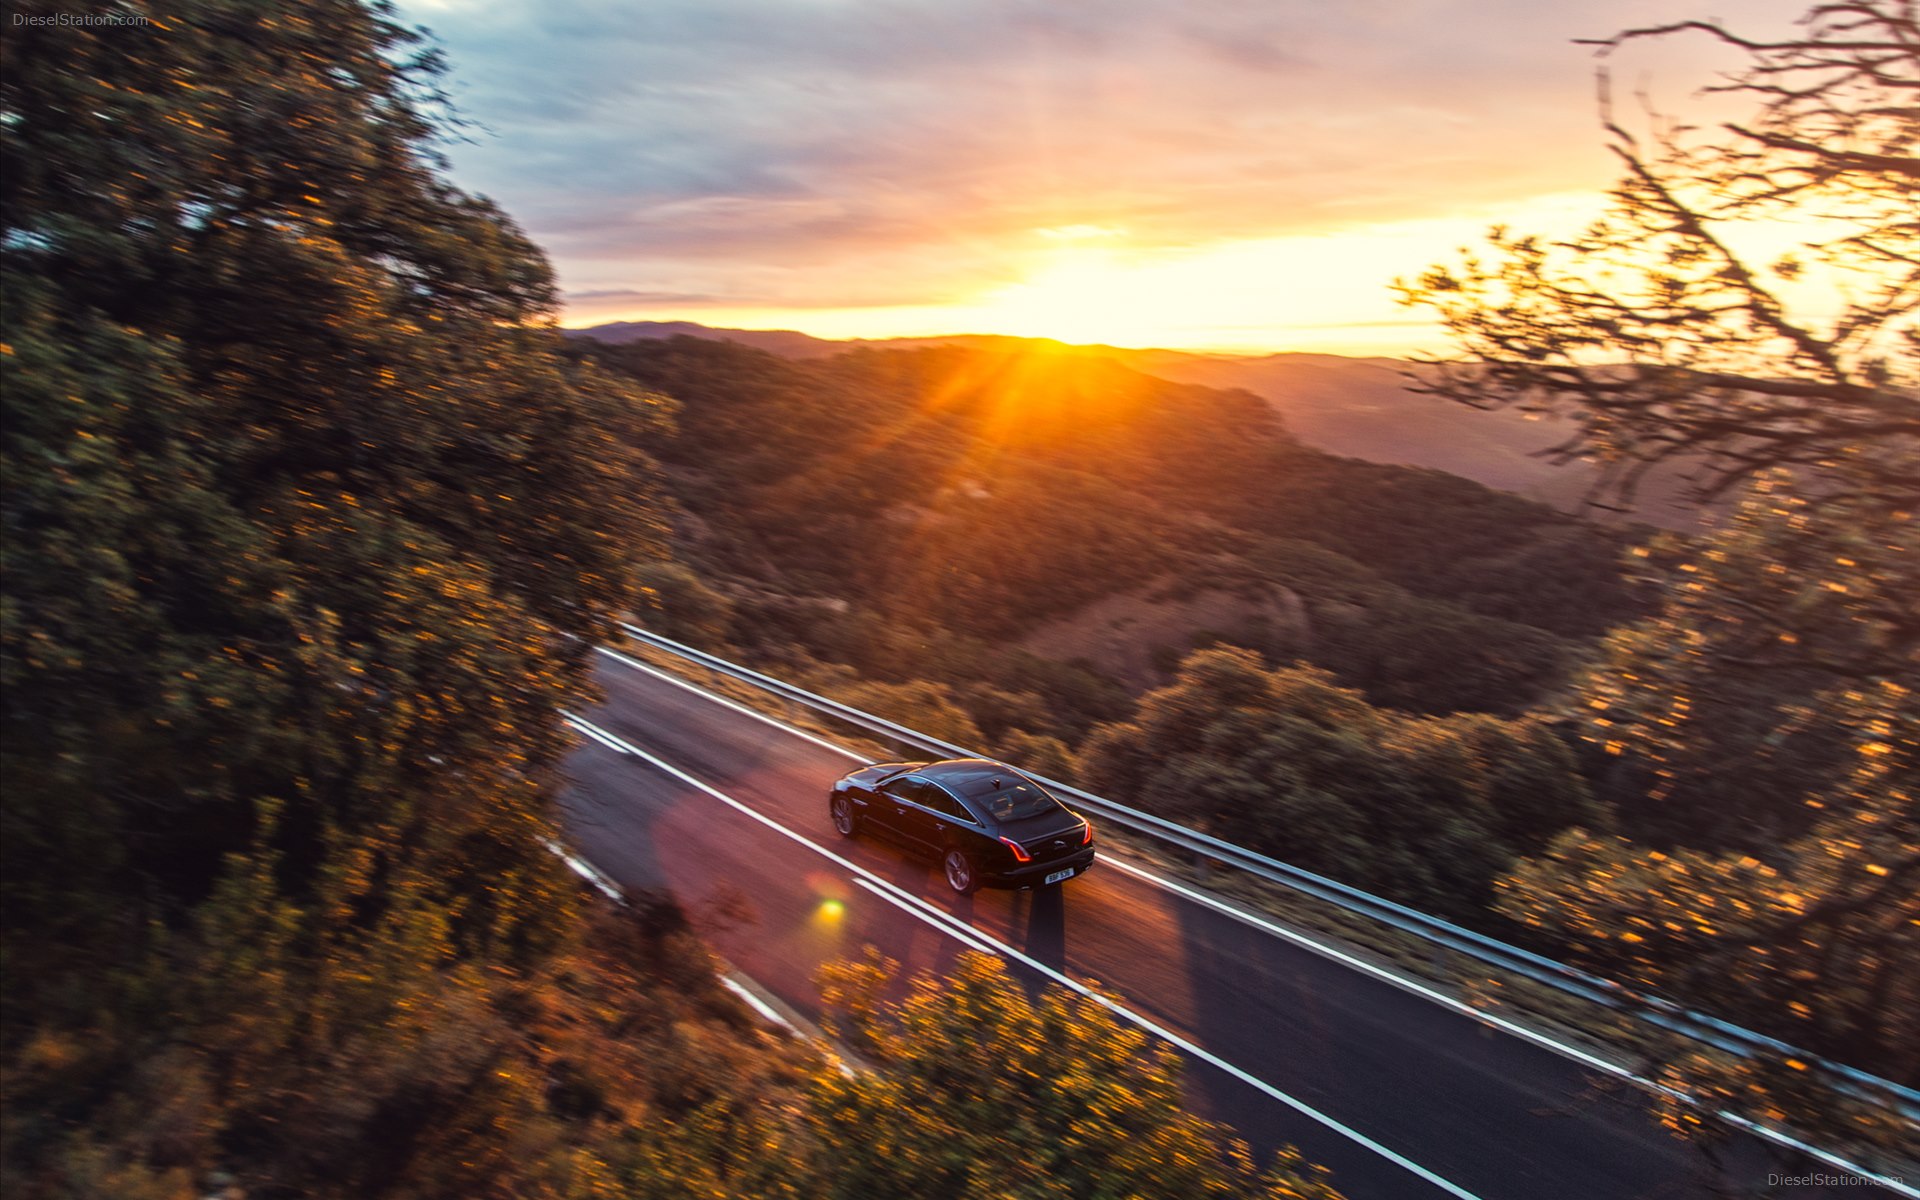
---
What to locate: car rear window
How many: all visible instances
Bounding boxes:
[958,776,1057,822]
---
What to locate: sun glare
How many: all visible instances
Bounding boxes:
[979,247,1170,346]
[953,196,1629,353]
[576,193,1747,355]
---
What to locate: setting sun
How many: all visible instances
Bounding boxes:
[650,194,1612,355]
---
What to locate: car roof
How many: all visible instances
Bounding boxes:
[921,758,1038,797]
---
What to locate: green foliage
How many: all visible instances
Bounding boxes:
[824,678,986,748]
[1,0,671,937]
[1572,484,1912,850]
[1498,797,1918,1147]
[630,561,734,647]
[1400,1,1919,1150]
[0,2,679,1192]
[1307,590,1574,717]
[811,950,1345,1200]
[995,729,1080,782]
[1506,482,1919,1102]
[1080,648,1597,920]
[1219,461,1650,642]
[733,598,1133,739]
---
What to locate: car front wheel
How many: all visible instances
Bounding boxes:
[942,848,980,895]
[830,793,858,837]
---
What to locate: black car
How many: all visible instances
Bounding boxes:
[829,758,1095,894]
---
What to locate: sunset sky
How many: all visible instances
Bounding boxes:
[397,0,1811,356]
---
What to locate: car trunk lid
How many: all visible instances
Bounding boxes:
[1000,810,1086,860]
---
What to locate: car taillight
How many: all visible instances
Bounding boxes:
[999,836,1031,862]
[1081,819,1094,845]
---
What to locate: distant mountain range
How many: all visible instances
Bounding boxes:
[569,320,1702,526]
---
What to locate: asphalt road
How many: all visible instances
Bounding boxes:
[559,650,1892,1200]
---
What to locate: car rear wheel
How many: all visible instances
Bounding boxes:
[942,848,980,895]
[830,794,858,837]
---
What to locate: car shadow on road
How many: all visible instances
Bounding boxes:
[1012,885,1068,978]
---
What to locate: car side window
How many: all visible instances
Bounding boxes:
[921,786,974,823]
[882,776,929,806]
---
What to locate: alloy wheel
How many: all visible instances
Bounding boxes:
[944,850,974,893]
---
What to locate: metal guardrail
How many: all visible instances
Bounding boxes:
[617,622,1920,1128]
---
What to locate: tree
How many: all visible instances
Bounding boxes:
[1078,648,1595,920]
[1400,0,1918,1163]
[825,678,987,748]
[1499,786,1918,1160]
[811,950,1344,1200]
[1400,1,1919,522]
[630,561,734,646]
[2,1,670,1191]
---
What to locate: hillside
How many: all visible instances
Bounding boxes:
[569,321,1704,526]
[574,334,1651,722]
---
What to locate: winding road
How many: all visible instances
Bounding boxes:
[558,647,1902,1200]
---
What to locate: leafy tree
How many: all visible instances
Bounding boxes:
[1079,648,1596,920]
[995,729,1080,782]
[2,1,670,1191]
[825,678,987,749]
[1572,481,1909,849]
[1499,788,1918,1157]
[1400,1,1918,521]
[631,561,734,646]
[811,950,1344,1200]
[1401,0,1917,1157]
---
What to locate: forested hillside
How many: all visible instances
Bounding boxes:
[577,334,1650,721]
[574,321,1709,526]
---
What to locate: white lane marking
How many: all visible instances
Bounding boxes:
[720,974,795,1030]
[542,835,626,903]
[573,677,1920,1196]
[567,713,1486,1200]
[594,646,866,761]
[718,974,858,1078]
[565,711,636,757]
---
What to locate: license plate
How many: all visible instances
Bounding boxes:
[1044,867,1077,885]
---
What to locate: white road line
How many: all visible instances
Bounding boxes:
[541,835,627,903]
[566,712,1486,1200]
[564,711,636,757]
[571,675,1920,1197]
[720,974,795,1030]
[594,646,866,761]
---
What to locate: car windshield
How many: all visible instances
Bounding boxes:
[957,775,1057,822]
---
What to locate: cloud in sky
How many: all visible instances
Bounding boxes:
[398,0,1812,352]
